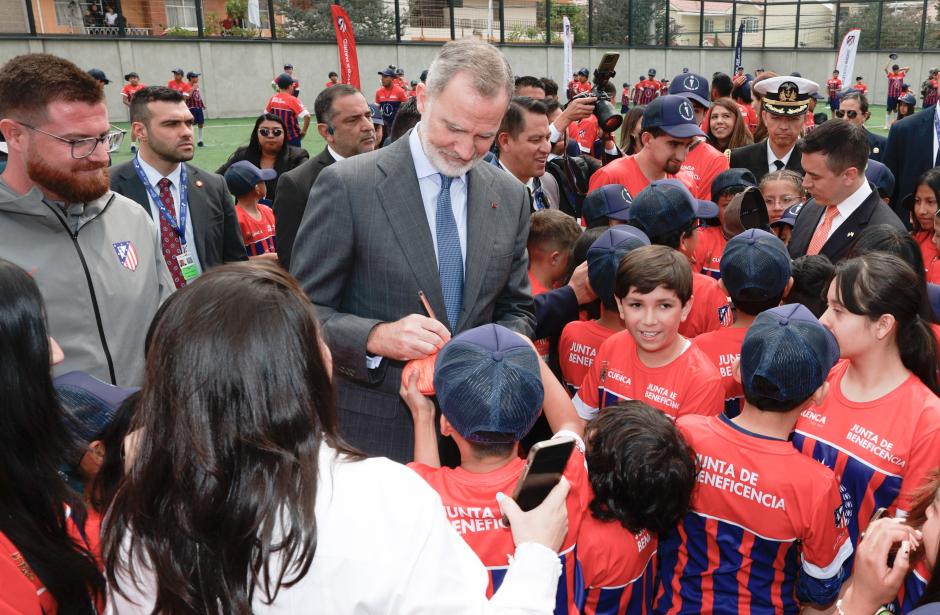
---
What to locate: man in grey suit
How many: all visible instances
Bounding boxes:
[291,39,535,462]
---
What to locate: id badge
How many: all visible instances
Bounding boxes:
[176,251,199,282]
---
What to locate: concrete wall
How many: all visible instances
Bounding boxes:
[1,37,939,119]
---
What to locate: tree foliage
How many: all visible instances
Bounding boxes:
[275,0,399,40]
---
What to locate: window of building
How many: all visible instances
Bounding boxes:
[742,15,758,33]
[166,0,198,29]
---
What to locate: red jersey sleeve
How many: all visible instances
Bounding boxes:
[573,342,604,419]
[896,403,940,513]
[799,469,853,582]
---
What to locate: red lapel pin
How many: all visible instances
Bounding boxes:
[491,202,498,209]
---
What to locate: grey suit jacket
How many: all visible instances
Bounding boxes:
[110,160,247,268]
[290,131,536,461]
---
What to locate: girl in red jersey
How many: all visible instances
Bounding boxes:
[904,169,940,278]
[793,253,940,575]
[0,260,104,614]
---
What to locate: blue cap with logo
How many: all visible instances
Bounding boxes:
[224,160,277,196]
[741,304,840,405]
[720,229,792,302]
[433,324,544,444]
[587,226,651,308]
[641,95,705,138]
[629,179,719,238]
[582,185,634,226]
[669,72,710,108]
[379,67,397,78]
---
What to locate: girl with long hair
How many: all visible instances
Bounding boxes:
[904,168,940,281]
[792,253,940,574]
[618,105,645,155]
[216,113,309,201]
[706,97,753,153]
[104,261,568,614]
[0,258,104,613]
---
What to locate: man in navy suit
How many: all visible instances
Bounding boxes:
[883,102,938,223]
[835,91,886,162]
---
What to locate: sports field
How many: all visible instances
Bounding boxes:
[109,105,893,173]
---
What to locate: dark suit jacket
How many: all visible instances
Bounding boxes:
[290,131,535,462]
[272,147,334,271]
[788,184,906,264]
[729,140,803,182]
[883,106,935,221]
[867,129,887,163]
[110,161,247,268]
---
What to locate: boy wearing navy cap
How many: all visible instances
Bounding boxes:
[589,95,703,197]
[375,67,408,140]
[636,69,662,106]
[581,185,634,228]
[655,304,851,614]
[627,179,732,339]
[558,226,649,395]
[401,323,588,609]
[693,229,793,417]
[167,68,191,100]
[224,161,278,261]
[692,168,757,278]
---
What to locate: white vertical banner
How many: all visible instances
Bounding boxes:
[487,0,493,40]
[247,0,261,26]
[562,16,573,89]
[835,28,861,91]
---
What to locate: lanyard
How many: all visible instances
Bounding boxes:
[132,156,189,245]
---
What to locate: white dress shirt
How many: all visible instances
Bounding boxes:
[107,443,563,614]
[409,122,468,264]
[327,144,345,162]
[135,155,203,274]
[766,140,795,174]
[814,180,873,241]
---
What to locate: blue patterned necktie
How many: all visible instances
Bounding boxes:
[436,175,464,330]
[532,177,545,210]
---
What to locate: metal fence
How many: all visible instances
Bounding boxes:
[5,0,940,50]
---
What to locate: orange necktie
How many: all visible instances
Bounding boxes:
[806,206,839,256]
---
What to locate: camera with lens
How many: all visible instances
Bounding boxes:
[566,52,623,134]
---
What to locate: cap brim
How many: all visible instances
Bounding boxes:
[660,124,706,138]
[258,169,278,181]
[694,199,720,218]
[607,208,633,221]
[677,92,710,108]
[770,217,795,228]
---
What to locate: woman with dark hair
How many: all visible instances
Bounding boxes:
[217,113,309,201]
[901,168,940,279]
[104,261,569,614]
[0,259,104,614]
[706,97,753,153]
[793,253,940,574]
[618,105,645,155]
[848,223,928,287]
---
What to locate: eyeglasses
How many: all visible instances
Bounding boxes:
[259,128,283,137]
[19,122,125,159]
[834,110,860,119]
[764,195,802,208]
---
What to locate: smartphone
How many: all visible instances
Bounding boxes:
[739,187,770,231]
[511,437,576,513]
[596,53,620,74]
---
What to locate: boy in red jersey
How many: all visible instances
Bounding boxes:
[573,68,594,96]
[166,68,191,99]
[528,210,582,360]
[692,169,756,278]
[266,73,310,147]
[402,323,589,614]
[571,243,725,421]
[122,72,145,154]
[854,76,869,96]
[669,72,730,202]
[578,402,697,615]
[559,226,650,394]
[884,61,911,129]
[826,70,843,116]
[694,229,793,418]
[637,69,663,106]
[655,304,852,614]
[223,161,277,261]
[589,96,702,196]
[375,66,408,142]
[627,180,731,338]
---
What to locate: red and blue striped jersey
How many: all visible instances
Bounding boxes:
[265,93,309,143]
[408,433,591,615]
[187,85,206,110]
[637,79,663,105]
[692,327,747,418]
[792,361,940,573]
[890,560,930,613]
[576,512,658,615]
[888,71,908,98]
[655,415,852,615]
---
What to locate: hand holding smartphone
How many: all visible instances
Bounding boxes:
[509,437,575,517]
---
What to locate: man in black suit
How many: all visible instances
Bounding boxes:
[111,87,245,285]
[730,76,817,181]
[883,103,937,222]
[835,91,886,162]
[789,120,904,264]
[274,84,376,270]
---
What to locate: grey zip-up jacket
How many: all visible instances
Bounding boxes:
[0,181,174,386]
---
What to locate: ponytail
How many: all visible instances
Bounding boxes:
[833,253,940,396]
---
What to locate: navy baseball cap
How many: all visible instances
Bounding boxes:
[284,63,294,69]
[434,324,544,444]
[866,159,895,199]
[379,67,397,77]
[88,68,110,84]
[186,71,200,79]
[770,208,797,228]
[648,68,657,76]
[172,67,184,75]
[900,92,917,106]
[396,67,405,75]
[741,304,839,405]
[124,72,139,81]
[629,179,719,238]
[369,102,384,125]
[224,160,277,196]
[582,185,634,226]
[670,72,710,108]
[721,229,792,302]
[577,67,590,77]
[587,226,651,307]
[641,95,705,138]
[55,371,138,445]
[275,73,295,89]
[711,168,757,203]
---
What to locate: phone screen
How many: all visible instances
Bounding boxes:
[511,437,576,512]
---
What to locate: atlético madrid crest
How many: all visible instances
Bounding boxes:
[113,241,138,271]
